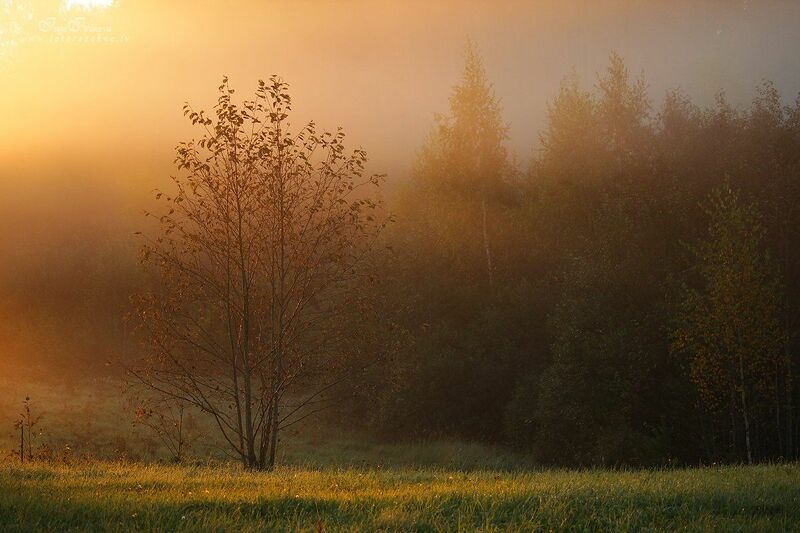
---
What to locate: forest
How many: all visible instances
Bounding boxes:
[342,46,800,467]
[4,43,798,471]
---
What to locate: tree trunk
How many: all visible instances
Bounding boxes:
[781,219,795,459]
[741,393,754,465]
[737,352,753,464]
[729,388,737,459]
[785,330,794,459]
[176,405,185,463]
[481,194,493,287]
[775,371,782,457]
[242,368,257,469]
[268,395,279,470]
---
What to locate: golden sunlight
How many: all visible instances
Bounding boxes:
[63,0,114,9]
[2,3,800,529]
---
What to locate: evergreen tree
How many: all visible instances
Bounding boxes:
[375,41,517,440]
[401,39,511,290]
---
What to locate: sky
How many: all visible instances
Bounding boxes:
[1,0,800,379]
[1,0,800,197]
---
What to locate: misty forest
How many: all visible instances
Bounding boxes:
[9,46,800,467]
[3,2,800,530]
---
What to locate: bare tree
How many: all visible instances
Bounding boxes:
[130,76,387,470]
[133,397,199,463]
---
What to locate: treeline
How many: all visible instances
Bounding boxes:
[6,44,799,468]
[350,45,800,466]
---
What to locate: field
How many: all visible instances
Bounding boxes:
[2,378,800,531]
[2,461,799,532]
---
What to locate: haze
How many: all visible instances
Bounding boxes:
[3,0,800,185]
[1,0,798,379]
[3,0,800,509]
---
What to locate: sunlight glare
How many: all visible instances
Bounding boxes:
[63,0,114,10]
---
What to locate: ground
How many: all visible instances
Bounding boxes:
[2,378,800,531]
[2,461,799,531]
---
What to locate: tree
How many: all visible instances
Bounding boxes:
[401,39,511,289]
[359,50,800,465]
[596,52,651,171]
[131,76,386,470]
[370,41,518,440]
[672,186,786,464]
[534,72,603,187]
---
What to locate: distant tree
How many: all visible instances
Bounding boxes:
[364,49,800,465]
[530,53,653,263]
[596,52,651,171]
[672,186,786,464]
[372,41,519,440]
[534,72,603,187]
[505,246,678,467]
[532,52,651,188]
[131,76,386,470]
[402,39,511,288]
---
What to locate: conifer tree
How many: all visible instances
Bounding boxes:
[404,40,510,288]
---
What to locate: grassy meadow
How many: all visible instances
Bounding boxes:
[2,461,799,531]
[0,376,531,471]
[2,378,800,531]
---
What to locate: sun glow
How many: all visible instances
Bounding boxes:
[63,0,114,10]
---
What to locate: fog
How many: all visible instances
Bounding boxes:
[3,0,800,474]
[1,0,800,377]
[3,1,800,177]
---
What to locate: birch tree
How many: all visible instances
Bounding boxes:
[672,186,786,464]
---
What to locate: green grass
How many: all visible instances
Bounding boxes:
[0,376,538,472]
[2,461,799,531]
[3,379,799,530]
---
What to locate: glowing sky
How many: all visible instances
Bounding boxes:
[63,0,115,10]
[2,0,800,188]
[1,0,800,379]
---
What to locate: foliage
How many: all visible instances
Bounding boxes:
[672,186,788,463]
[356,46,800,467]
[131,76,387,470]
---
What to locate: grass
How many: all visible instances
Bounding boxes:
[0,376,535,472]
[2,461,799,531]
[2,378,800,530]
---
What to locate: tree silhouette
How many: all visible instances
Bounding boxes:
[131,76,386,470]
